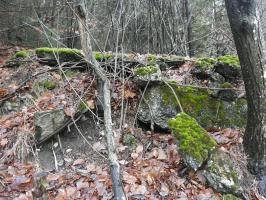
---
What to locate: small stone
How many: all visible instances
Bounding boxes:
[53,142,58,148]
[66,149,72,153]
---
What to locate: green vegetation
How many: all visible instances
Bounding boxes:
[35,47,82,56]
[147,54,157,62]
[133,65,158,76]
[42,80,56,90]
[123,134,137,151]
[158,84,246,128]
[13,50,29,58]
[79,101,89,112]
[222,194,241,200]
[217,55,240,68]
[93,51,113,61]
[195,57,216,69]
[220,82,233,89]
[168,112,217,163]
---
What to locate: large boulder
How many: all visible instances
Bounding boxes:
[137,83,246,130]
[203,149,244,197]
[34,109,69,143]
[137,84,178,129]
[168,113,217,171]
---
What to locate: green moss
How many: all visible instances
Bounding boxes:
[222,194,241,200]
[13,50,29,58]
[64,70,78,79]
[168,113,217,163]
[134,65,158,76]
[220,82,233,89]
[195,57,217,69]
[217,55,240,68]
[93,52,113,61]
[159,84,246,128]
[79,101,89,112]
[42,80,56,90]
[36,47,81,55]
[147,54,157,62]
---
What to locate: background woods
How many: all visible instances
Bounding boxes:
[2,0,265,56]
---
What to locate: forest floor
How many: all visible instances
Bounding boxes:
[0,46,263,199]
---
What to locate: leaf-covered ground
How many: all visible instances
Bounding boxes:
[0,47,262,199]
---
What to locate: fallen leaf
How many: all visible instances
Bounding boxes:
[46,173,60,182]
[0,88,8,97]
[87,99,95,109]
[136,144,144,154]
[92,142,106,152]
[0,138,8,147]
[124,89,136,99]
[73,159,85,166]
[157,149,167,160]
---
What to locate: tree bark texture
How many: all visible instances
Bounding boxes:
[225,0,266,176]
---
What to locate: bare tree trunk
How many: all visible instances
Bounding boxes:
[74,1,126,199]
[225,0,266,177]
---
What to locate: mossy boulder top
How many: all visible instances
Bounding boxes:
[168,113,217,170]
[36,48,83,65]
[193,55,241,81]
[133,65,162,87]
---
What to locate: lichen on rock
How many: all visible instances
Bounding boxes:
[203,149,243,196]
[168,112,217,170]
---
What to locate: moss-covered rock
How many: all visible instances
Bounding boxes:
[159,55,186,70]
[133,65,162,88]
[134,65,158,76]
[137,84,246,130]
[203,149,243,196]
[217,55,240,68]
[41,80,56,90]
[168,113,217,170]
[214,55,241,81]
[195,57,217,69]
[36,47,83,65]
[13,50,29,59]
[160,84,246,128]
[93,52,113,61]
[137,84,179,129]
[222,194,242,200]
[217,82,237,101]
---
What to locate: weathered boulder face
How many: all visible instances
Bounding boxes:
[137,84,246,130]
[168,113,217,171]
[203,149,243,196]
[133,65,162,88]
[137,84,178,129]
[34,109,69,143]
[36,48,83,66]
